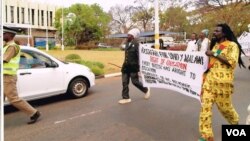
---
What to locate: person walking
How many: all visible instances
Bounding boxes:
[197,29,210,52]
[119,28,150,104]
[159,38,164,49]
[3,26,41,124]
[198,23,246,141]
[186,33,198,51]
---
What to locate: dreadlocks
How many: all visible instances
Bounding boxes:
[217,23,246,68]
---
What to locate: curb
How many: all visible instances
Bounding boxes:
[95,72,122,79]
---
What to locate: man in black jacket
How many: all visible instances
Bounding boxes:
[119,28,150,104]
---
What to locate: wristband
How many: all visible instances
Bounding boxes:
[213,52,219,57]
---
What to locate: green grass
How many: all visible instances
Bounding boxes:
[44,49,124,74]
[92,48,122,51]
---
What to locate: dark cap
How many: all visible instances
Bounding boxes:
[3,26,21,34]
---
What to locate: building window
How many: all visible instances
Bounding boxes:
[38,10,40,26]
[5,6,8,23]
[17,7,20,23]
[47,11,49,26]
[50,11,53,26]
[10,6,14,23]
[28,8,30,23]
[32,9,35,25]
[21,7,25,24]
[41,10,44,26]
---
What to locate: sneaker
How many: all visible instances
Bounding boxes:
[198,137,214,141]
[118,99,131,104]
[198,137,206,141]
[27,111,41,124]
[144,88,150,99]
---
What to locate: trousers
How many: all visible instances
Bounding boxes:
[199,89,239,138]
[122,72,148,99]
[4,75,37,116]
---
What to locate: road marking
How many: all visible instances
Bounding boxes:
[54,110,101,124]
[54,120,66,124]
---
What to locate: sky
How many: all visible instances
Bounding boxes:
[31,0,135,12]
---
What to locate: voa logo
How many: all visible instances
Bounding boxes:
[226,129,246,136]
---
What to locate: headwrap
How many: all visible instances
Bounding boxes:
[201,29,209,37]
[128,28,140,39]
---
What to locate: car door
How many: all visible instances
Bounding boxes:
[17,49,65,99]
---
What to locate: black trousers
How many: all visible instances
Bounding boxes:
[122,72,148,99]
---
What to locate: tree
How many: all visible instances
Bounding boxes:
[54,3,111,46]
[132,0,155,31]
[108,5,136,33]
[185,1,250,36]
[160,6,189,32]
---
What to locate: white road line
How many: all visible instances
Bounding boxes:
[54,120,66,124]
[54,110,102,124]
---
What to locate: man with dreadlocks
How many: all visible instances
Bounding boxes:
[198,23,246,141]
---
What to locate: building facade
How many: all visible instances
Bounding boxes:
[3,0,59,47]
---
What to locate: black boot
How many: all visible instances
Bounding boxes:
[27,111,41,124]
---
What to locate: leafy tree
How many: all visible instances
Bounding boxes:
[54,3,111,46]
[160,6,189,32]
[185,1,250,36]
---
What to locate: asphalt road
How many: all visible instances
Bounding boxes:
[4,57,250,141]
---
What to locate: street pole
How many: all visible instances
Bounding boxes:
[61,6,64,51]
[154,0,160,49]
[46,5,49,51]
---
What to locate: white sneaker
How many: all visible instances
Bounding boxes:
[144,88,150,99]
[118,99,132,104]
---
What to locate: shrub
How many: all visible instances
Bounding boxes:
[64,55,105,76]
[65,54,82,63]
[78,60,105,76]
[93,62,105,69]
[79,60,92,68]
[90,65,104,76]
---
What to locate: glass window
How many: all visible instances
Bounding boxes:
[41,10,44,26]
[5,6,8,22]
[28,8,30,23]
[10,6,14,23]
[50,11,53,26]
[38,10,40,26]
[19,50,56,69]
[21,8,25,24]
[31,9,35,25]
[17,7,20,23]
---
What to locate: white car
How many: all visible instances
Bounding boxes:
[97,43,112,48]
[4,46,95,105]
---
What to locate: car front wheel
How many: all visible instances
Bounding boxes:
[67,78,88,98]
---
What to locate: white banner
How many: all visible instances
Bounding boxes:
[139,45,209,101]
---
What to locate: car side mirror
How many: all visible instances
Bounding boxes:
[50,61,58,68]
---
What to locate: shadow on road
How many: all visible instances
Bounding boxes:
[4,95,69,114]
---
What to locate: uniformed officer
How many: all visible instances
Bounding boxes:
[3,26,41,124]
[119,28,150,104]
